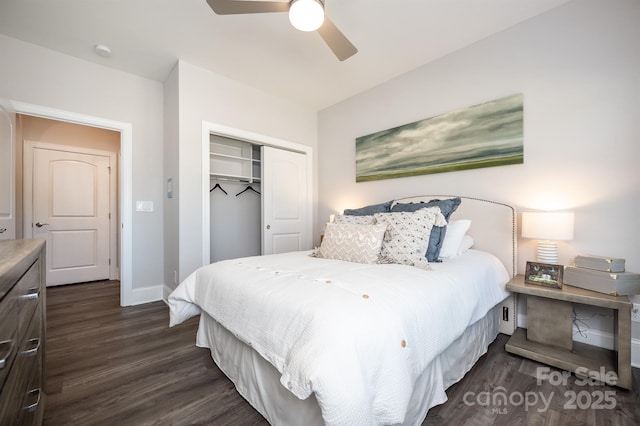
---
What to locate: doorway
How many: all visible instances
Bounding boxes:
[11,102,134,306]
[9,111,134,306]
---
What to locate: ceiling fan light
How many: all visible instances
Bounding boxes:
[289,0,324,32]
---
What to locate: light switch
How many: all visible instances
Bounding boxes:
[136,201,154,212]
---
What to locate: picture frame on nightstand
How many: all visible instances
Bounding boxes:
[524,261,563,288]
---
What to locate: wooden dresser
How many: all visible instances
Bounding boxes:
[0,239,46,425]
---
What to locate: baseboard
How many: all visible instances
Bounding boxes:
[572,327,614,350]
[125,284,175,306]
[516,313,640,368]
[162,284,174,305]
[127,285,163,305]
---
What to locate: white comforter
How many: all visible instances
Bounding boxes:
[168,249,509,425]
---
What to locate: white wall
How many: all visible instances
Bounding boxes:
[163,61,317,296]
[0,35,317,303]
[317,0,640,344]
[318,0,639,272]
[0,34,165,302]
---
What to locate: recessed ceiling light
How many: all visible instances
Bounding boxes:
[94,44,112,58]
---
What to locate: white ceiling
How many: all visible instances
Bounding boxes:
[0,0,571,110]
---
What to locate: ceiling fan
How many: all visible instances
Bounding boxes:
[206,0,358,61]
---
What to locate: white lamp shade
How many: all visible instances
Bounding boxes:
[521,211,574,241]
[289,0,324,32]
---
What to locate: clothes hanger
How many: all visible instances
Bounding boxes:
[210,182,227,195]
[235,185,261,196]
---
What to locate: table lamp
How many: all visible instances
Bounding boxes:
[521,211,574,264]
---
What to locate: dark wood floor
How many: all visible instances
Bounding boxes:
[44,281,640,425]
[44,280,267,426]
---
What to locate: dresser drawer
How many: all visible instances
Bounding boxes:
[0,239,45,426]
[16,259,41,340]
[17,313,44,426]
[0,309,43,426]
[0,284,19,392]
[18,349,43,426]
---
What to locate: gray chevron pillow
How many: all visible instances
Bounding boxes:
[317,223,387,264]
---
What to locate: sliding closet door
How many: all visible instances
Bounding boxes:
[261,146,309,255]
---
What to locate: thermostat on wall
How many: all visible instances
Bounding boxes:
[167,177,173,198]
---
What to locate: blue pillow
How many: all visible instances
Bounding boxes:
[343,201,392,216]
[390,197,462,262]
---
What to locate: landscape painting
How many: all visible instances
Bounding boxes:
[355,94,524,182]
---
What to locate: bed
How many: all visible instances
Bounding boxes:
[169,195,517,425]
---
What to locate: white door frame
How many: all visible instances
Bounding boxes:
[201,121,313,266]
[11,101,134,306]
[0,106,15,240]
[23,141,118,282]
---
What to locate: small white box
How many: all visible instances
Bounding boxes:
[564,266,640,296]
[573,254,625,273]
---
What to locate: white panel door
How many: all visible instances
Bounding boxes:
[261,146,309,255]
[0,106,15,240]
[31,147,111,286]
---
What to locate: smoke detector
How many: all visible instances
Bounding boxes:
[94,44,112,58]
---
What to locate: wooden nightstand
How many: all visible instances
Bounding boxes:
[505,274,632,389]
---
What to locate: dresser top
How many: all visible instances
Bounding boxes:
[0,239,45,301]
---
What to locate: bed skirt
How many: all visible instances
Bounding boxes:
[195,303,500,425]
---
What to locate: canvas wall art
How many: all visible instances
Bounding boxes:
[355,93,524,182]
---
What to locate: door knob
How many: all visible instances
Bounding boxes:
[266,224,271,230]
[35,222,49,228]
[0,228,6,233]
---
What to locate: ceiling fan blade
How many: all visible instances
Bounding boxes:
[206,0,289,15]
[317,17,358,61]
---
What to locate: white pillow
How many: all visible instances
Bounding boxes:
[373,207,446,268]
[439,220,472,259]
[457,235,474,255]
[317,222,387,264]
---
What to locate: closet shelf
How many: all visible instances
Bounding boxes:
[210,136,261,185]
[210,172,261,183]
[210,152,260,163]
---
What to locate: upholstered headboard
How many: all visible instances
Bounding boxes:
[392,195,517,277]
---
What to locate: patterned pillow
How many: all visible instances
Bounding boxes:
[391,197,462,262]
[333,214,375,225]
[373,207,446,268]
[317,223,387,264]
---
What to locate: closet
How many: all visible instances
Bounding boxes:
[208,134,310,263]
[209,135,262,262]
